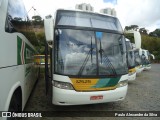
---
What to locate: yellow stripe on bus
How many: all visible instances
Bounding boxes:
[70,78,117,91]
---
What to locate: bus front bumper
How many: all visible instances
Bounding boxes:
[136,66,143,74]
[52,85,128,105]
[128,72,136,81]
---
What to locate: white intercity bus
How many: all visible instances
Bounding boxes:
[44,9,129,105]
[134,48,144,73]
[0,0,40,118]
[140,49,152,70]
[125,38,136,81]
[125,30,144,74]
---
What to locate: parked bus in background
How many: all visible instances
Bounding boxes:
[125,38,136,81]
[134,48,144,74]
[125,30,143,74]
[34,55,50,65]
[0,0,40,118]
[44,9,129,105]
[140,49,152,70]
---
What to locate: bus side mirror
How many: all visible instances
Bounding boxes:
[151,54,155,60]
[44,16,54,42]
[124,30,141,49]
[133,31,141,49]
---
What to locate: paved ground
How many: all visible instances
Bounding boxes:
[23,64,160,120]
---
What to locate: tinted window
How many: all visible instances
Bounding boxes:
[5,0,38,47]
[0,0,2,7]
[55,29,128,76]
[56,10,123,32]
[5,0,27,33]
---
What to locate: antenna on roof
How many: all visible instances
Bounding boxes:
[28,6,41,16]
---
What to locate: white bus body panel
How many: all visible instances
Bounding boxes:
[135,65,144,74]
[134,31,141,49]
[52,74,128,105]
[0,0,39,115]
[141,49,152,70]
[44,17,54,42]
[128,72,136,81]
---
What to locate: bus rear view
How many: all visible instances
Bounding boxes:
[44,9,128,105]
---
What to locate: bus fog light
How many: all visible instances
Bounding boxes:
[117,80,128,88]
[53,81,74,90]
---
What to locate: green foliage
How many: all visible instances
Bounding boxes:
[31,15,44,27]
[124,25,139,31]
[125,25,148,35]
[125,33,134,43]
[149,29,160,37]
[141,34,160,62]
[139,28,148,35]
[36,32,46,54]
[24,31,38,46]
[32,15,42,21]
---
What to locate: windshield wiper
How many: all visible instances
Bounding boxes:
[99,38,103,64]
[91,37,93,63]
[98,40,117,75]
[78,37,93,76]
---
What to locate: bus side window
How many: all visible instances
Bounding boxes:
[5,0,27,34]
[5,0,39,50]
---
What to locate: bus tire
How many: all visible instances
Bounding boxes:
[7,91,22,120]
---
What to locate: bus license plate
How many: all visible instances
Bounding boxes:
[90,95,103,100]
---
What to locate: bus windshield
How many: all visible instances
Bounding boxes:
[126,40,135,68]
[126,40,133,51]
[134,49,142,66]
[54,29,128,77]
[127,50,135,68]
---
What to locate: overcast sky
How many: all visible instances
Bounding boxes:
[23,0,160,32]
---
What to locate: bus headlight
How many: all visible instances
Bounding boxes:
[117,80,128,88]
[53,81,74,90]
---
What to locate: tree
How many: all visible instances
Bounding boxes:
[124,25,139,31]
[130,25,139,31]
[149,32,158,37]
[14,17,22,21]
[139,28,148,35]
[149,29,160,37]
[154,29,160,37]
[32,15,42,21]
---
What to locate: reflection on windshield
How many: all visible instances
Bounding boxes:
[126,41,133,51]
[97,33,127,75]
[127,50,135,68]
[55,29,128,76]
[134,50,142,66]
[125,41,135,68]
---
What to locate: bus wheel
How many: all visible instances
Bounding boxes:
[7,93,22,120]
